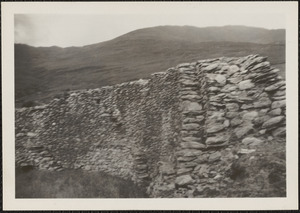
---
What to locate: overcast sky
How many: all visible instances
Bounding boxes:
[15,13,285,47]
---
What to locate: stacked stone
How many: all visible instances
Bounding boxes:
[240,55,286,138]
[15,111,64,171]
[133,151,150,186]
[201,55,286,143]
[172,55,286,197]
[147,161,176,198]
[174,62,207,196]
[16,141,63,172]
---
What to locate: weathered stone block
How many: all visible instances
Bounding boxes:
[230,117,243,127]
[271,100,286,109]
[208,87,220,92]
[182,123,200,131]
[226,103,240,112]
[175,175,194,187]
[182,101,203,113]
[182,137,202,143]
[234,123,254,138]
[242,137,263,146]
[203,63,219,72]
[205,136,227,145]
[254,97,272,108]
[241,104,254,109]
[265,81,285,92]
[272,126,286,137]
[238,80,255,90]
[177,149,202,157]
[208,151,222,162]
[207,123,226,134]
[177,156,197,162]
[268,108,282,116]
[262,116,285,128]
[180,142,205,150]
[215,74,227,86]
[242,111,258,121]
[177,168,194,175]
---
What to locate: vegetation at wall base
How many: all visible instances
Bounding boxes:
[16,168,148,198]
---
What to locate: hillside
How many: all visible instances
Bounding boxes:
[15,25,285,106]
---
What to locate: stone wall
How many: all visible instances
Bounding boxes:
[16,70,182,186]
[15,55,286,197]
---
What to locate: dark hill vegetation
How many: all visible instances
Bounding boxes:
[15,25,285,107]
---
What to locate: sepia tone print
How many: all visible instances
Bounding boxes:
[15,22,286,198]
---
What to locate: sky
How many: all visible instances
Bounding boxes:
[15,13,285,48]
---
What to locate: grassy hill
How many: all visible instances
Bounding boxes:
[15,25,285,107]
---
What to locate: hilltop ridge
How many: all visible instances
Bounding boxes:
[15,25,285,107]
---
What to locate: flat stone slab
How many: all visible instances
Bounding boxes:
[180,142,205,149]
[175,174,194,186]
[242,137,263,146]
[262,116,285,128]
[238,80,255,90]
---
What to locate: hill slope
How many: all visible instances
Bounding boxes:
[15,25,285,106]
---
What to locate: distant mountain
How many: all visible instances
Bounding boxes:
[109,25,285,44]
[15,25,285,106]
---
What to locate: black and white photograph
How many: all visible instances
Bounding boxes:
[2,1,298,211]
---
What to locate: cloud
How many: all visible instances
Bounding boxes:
[15,14,35,44]
[14,14,51,46]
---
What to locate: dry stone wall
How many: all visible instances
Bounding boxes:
[16,71,182,186]
[15,55,286,197]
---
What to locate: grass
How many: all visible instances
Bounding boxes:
[221,138,286,197]
[16,168,148,198]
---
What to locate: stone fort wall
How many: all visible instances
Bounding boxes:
[15,55,286,197]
